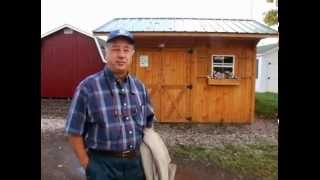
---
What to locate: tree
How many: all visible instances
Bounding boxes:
[263,0,278,26]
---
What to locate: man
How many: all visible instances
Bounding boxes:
[65,29,155,180]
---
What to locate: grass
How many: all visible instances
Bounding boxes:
[255,92,278,118]
[172,143,278,180]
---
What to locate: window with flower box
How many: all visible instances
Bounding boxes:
[211,55,236,79]
[208,55,239,85]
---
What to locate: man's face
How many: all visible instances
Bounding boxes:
[105,38,135,74]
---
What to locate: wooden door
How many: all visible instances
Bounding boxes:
[133,48,191,122]
[160,49,191,122]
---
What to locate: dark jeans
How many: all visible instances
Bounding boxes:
[85,151,146,180]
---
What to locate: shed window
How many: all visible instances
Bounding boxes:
[211,55,235,79]
[64,29,73,34]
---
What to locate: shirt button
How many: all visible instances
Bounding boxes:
[129,130,132,134]
[124,103,127,106]
[121,89,125,92]
[129,145,133,149]
[126,117,129,120]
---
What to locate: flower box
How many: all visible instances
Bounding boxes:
[207,78,240,86]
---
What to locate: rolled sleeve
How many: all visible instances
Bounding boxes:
[65,85,88,135]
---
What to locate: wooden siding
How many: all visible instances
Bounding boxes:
[130,37,259,123]
[41,29,104,97]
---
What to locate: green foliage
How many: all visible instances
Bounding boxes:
[255,92,278,118]
[173,143,278,179]
[264,9,278,26]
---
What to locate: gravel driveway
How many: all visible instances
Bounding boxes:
[41,99,278,147]
[41,99,278,180]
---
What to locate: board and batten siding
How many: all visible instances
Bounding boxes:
[130,37,258,123]
[41,28,104,97]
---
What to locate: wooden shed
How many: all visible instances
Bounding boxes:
[41,24,105,98]
[93,18,278,123]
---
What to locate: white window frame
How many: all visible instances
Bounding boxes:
[211,55,236,77]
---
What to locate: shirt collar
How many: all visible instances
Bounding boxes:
[103,67,136,95]
[103,67,128,82]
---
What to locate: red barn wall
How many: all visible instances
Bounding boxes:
[41,28,104,98]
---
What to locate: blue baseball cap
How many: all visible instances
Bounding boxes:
[106,29,134,44]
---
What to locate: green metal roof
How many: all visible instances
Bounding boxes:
[94,18,278,35]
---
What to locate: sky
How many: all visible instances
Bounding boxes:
[41,0,278,45]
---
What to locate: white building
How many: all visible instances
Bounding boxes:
[256,43,278,93]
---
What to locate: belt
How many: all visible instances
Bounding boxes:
[88,149,140,158]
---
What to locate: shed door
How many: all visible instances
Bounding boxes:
[160,50,191,122]
[133,49,191,122]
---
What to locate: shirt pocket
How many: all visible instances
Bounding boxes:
[131,104,145,128]
[88,101,118,120]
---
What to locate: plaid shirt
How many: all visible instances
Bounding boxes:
[65,67,155,152]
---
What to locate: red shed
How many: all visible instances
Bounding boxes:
[41,24,105,98]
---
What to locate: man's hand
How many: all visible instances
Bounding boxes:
[68,134,90,169]
[79,155,89,169]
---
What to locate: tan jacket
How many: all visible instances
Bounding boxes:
[140,128,176,180]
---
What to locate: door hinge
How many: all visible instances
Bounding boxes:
[186,85,192,89]
[186,117,192,121]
